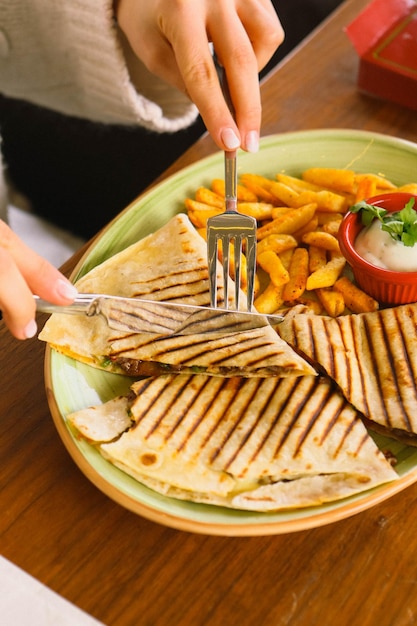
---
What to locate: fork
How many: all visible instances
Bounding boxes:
[207,56,257,312]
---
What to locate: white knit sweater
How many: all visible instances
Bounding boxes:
[0,0,200,221]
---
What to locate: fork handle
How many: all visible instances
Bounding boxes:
[225,150,237,212]
[213,55,238,212]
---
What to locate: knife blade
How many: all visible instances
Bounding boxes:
[34,294,284,336]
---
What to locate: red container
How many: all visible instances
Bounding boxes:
[346,0,417,112]
[338,193,417,305]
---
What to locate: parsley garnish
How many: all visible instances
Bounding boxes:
[350,197,417,247]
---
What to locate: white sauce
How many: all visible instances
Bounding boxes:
[355,219,417,271]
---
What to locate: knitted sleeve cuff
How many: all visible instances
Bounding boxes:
[0,0,199,132]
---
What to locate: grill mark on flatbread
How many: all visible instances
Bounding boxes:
[127,377,173,432]
[349,315,370,418]
[182,338,286,368]
[132,375,195,436]
[153,375,195,439]
[362,315,396,429]
[72,372,398,509]
[109,331,297,371]
[108,332,277,358]
[293,378,334,458]
[176,378,229,453]
[105,305,272,339]
[337,315,354,403]
[211,378,265,467]
[333,413,362,459]
[163,376,214,444]
[388,307,416,429]
[271,377,312,458]
[196,378,245,458]
[210,376,377,476]
[133,263,208,287]
[278,303,417,437]
[219,377,305,475]
[132,376,243,454]
[399,306,417,386]
[310,316,335,377]
[132,282,210,303]
[104,302,187,334]
[364,308,414,431]
[130,266,210,302]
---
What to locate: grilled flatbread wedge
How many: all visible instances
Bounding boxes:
[39,214,314,378]
[67,373,397,511]
[278,304,417,443]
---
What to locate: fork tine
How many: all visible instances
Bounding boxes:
[221,235,231,309]
[245,234,257,311]
[207,231,219,308]
[233,235,242,311]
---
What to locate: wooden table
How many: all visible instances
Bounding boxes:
[2,1,417,624]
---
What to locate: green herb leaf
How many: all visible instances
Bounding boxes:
[350,200,388,226]
[350,197,417,247]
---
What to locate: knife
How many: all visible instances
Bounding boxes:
[34,294,284,336]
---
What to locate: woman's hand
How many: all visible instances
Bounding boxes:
[115,0,284,153]
[0,220,77,339]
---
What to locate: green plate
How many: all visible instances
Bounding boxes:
[45,129,417,536]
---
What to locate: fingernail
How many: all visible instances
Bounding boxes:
[245,131,259,153]
[24,319,38,339]
[221,128,240,150]
[56,279,78,300]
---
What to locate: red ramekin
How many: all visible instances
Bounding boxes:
[338,193,417,305]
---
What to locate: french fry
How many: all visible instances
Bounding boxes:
[301,231,340,253]
[239,174,278,203]
[271,206,296,219]
[316,288,346,317]
[195,187,224,208]
[354,173,396,191]
[308,245,327,273]
[254,281,285,314]
[354,176,377,203]
[296,189,347,213]
[211,179,258,202]
[238,202,275,221]
[316,212,344,225]
[306,255,346,290]
[292,216,319,240]
[257,250,289,287]
[185,199,222,228]
[257,234,298,257]
[333,276,379,313]
[240,173,276,191]
[396,183,417,194]
[276,173,322,193]
[283,247,309,303]
[294,292,324,315]
[322,218,343,237]
[270,182,301,207]
[272,183,347,212]
[328,250,344,261]
[302,167,356,194]
[279,248,295,270]
[257,203,317,240]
